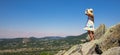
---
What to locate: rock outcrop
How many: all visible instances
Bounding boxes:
[94,24,106,39]
[102,47,120,55]
[97,24,120,52]
[63,41,97,55]
[56,23,120,55]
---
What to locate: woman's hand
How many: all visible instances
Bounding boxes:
[85,8,94,17]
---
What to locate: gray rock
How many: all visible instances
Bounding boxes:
[63,40,97,55]
[55,23,120,55]
[94,24,106,39]
[98,23,120,51]
[102,47,120,55]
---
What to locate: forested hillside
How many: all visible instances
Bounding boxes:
[0,33,87,55]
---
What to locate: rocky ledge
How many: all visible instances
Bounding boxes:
[56,23,120,55]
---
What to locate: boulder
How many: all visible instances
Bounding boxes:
[55,23,120,55]
[94,24,106,39]
[102,47,120,55]
[62,40,98,55]
[98,24,120,51]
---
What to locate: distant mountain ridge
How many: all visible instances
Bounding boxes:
[0,32,87,55]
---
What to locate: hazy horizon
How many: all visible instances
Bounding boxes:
[0,0,120,38]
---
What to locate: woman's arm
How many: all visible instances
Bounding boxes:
[85,8,94,18]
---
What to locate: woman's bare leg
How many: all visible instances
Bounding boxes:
[88,31,94,41]
[88,30,92,41]
[90,31,94,40]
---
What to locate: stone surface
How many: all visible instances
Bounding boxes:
[61,40,98,55]
[102,47,120,55]
[94,24,106,39]
[98,24,120,51]
[55,23,120,55]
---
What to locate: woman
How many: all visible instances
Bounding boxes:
[84,8,95,41]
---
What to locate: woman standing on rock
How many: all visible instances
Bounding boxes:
[84,8,95,41]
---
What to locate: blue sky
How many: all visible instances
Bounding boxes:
[0,0,120,38]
